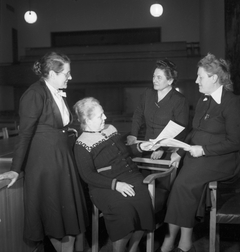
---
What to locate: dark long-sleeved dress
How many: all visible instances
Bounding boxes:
[74,124,155,241]
[164,89,240,227]
[11,80,88,241]
[131,88,189,141]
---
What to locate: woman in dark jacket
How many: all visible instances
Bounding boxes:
[73,97,155,252]
[127,59,189,166]
[160,53,240,252]
[0,52,88,252]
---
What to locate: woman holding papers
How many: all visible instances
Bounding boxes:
[127,59,189,162]
[160,53,240,252]
[0,52,88,252]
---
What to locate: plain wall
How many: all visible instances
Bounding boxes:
[200,0,225,58]
[0,0,200,63]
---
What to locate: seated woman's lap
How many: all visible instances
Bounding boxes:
[90,173,154,241]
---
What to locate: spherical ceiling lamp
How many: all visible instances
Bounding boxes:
[150,3,163,17]
[24,11,37,24]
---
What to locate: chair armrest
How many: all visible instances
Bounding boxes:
[132,157,171,172]
[132,157,170,166]
[209,181,217,190]
[132,157,176,185]
[143,166,176,184]
[68,127,78,137]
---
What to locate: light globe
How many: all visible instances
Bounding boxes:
[150,4,163,17]
[24,11,37,24]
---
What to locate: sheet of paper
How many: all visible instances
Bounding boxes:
[151,138,190,151]
[149,120,185,143]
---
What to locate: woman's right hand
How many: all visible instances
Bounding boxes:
[150,150,164,159]
[126,135,137,145]
[0,171,19,188]
[116,182,135,197]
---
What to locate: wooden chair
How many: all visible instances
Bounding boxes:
[92,157,177,252]
[2,127,19,139]
[209,177,240,252]
[0,121,19,130]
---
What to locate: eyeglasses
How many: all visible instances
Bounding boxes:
[57,71,71,78]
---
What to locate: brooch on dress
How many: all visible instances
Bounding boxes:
[204,114,210,120]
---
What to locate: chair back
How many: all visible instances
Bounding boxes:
[209,153,240,252]
[132,157,177,252]
[1,127,19,139]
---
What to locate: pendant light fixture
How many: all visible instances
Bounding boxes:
[24,0,37,24]
[150,3,163,17]
[24,11,37,24]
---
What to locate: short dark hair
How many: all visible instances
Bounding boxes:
[155,59,178,85]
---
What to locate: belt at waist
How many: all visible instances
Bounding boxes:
[35,125,69,134]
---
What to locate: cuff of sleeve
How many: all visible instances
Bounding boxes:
[111,178,117,190]
[177,148,185,157]
[137,142,143,153]
[202,146,206,156]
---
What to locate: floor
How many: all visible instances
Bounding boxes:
[43,203,240,252]
[94,221,240,252]
[79,214,240,252]
[43,223,240,252]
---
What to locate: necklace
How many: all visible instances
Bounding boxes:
[83,130,108,138]
[83,130,101,133]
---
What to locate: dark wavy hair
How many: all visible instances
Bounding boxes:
[155,59,178,86]
[32,52,71,79]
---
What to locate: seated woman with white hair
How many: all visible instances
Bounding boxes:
[73,97,155,252]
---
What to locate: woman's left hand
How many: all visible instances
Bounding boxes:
[116,182,135,197]
[188,145,205,157]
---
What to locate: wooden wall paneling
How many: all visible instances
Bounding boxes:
[0,159,37,252]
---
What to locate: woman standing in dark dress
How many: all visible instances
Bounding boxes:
[0,52,88,252]
[127,59,189,166]
[73,97,155,252]
[160,53,240,252]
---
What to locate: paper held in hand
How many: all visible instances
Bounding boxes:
[148,120,190,151]
[150,138,190,151]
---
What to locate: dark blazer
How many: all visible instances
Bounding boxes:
[183,88,240,175]
[11,79,72,173]
[164,89,240,227]
[131,88,189,141]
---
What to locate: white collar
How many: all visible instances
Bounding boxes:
[45,81,58,93]
[210,85,223,104]
[45,81,66,97]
